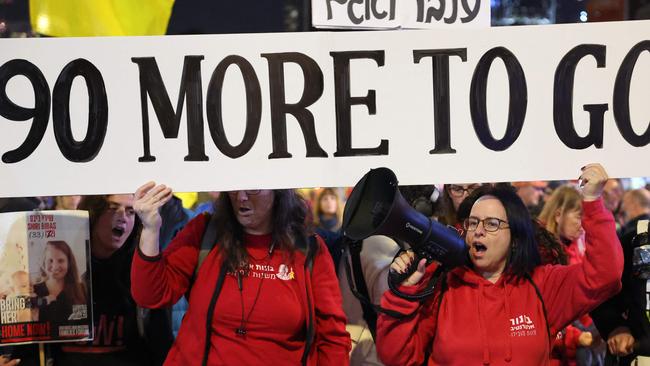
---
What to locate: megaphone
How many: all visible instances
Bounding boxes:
[343,167,468,270]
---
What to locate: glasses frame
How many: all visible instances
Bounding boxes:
[463,216,510,233]
[447,184,481,197]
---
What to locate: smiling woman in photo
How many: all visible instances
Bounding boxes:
[35,240,86,333]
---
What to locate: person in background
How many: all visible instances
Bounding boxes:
[512,181,547,218]
[591,188,650,366]
[53,196,82,210]
[436,183,483,227]
[377,164,622,366]
[619,189,650,237]
[314,188,344,233]
[602,179,625,228]
[131,184,350,365]
[538,185,606,365]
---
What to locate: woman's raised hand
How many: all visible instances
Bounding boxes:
[390,251,427,287]
[579,163,609,202]
[134,182,173,231]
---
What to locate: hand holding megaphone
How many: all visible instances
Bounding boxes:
[390,251,427,286]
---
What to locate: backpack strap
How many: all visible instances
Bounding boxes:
[196,212,219,278]
[181,212,227,366]
[301,235,318,366]
[200,263,228,366]
[186,213,218,297]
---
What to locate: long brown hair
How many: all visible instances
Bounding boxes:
[41,240,87,305]
[538,185,582,238]
[214,190,313,272]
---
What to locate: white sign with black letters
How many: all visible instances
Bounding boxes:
[0,20,649,197]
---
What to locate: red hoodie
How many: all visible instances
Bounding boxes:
[130,214,351,366]
[377,198,623,366]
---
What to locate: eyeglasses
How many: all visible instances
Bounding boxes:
[228,190,261,196]
[448,184,481,197]
[463,217,510,232]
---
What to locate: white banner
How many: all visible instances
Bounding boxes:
[0,20,650,197]
[311,0,490,29]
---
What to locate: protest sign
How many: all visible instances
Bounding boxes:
[0,210,92,345]
[312,0,490,29]
[0,20,649,196]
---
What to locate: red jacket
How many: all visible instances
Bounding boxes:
[131,214,350,366]
[377,198,623,366]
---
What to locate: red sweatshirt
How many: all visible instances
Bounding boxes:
[130,214,350,366]
[377,198,623,366]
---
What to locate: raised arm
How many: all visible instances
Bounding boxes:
[130,182,204,308]
[537,164,624,334]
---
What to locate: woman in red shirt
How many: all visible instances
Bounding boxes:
[131,186,350,366]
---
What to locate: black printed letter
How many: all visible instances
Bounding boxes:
[414,48,467,154]
[330,50,389,157]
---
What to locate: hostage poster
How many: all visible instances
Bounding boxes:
[0,210,92,345]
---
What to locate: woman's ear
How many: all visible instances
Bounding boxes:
[554,209,562,226]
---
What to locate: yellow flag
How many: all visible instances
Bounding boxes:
[30,0,175,37]
[174,192,198,210]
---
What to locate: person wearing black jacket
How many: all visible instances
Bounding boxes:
[591,188,650,365]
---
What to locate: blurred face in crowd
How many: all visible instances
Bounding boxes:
[516,184,545,208]
[465,196,511,278]
[93,195,136,257]
[44,245,69,281]
[448,184,482,211]
[56,195,82,210]
[602,180,623,213]
[228,190,275,235]
[319,193,338,216]
[556,208,583,242]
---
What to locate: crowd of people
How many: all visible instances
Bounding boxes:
[0,163,649,365]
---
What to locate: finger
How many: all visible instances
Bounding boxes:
[581,163,607,181]
[389,262,402,273]
[393,257,407,273]
[400,252,414,264]
[608,338,618,355]
[607,339,615,355]
[151,187,173,208]
[6,359,20,366]
[405,250,415,261]
[135,181,156,199]
[624,337,635,354]
[142,184,169,203]
[416,258,427,274]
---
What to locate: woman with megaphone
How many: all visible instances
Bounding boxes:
[376,163,623,366]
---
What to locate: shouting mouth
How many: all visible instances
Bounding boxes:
[112,226,125,239]
[472,243,487,257]
[238,207,252,215]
